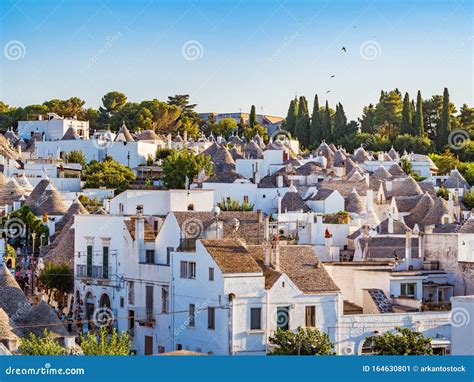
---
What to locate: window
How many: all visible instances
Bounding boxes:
[146,250,155,264]
[187,204,194,211]
[128,281,135,305]
[146,285,154,322]
[208,307,215,330]
[86,245,93,277]
[119,203,124,213]
[120,297,124,308]
[162,288,169,313]
[176,344,183,351]
[250,307,262,330]
[276,307,289,330]
[305,306,316,327]
[401,283,416,298]
[208,267,214,281]
[189,304,195,327]
[166,247,173,265]
[180,261,188,278]
[189,262,196,279]
[180,261,196,279]
[102,246,109,279]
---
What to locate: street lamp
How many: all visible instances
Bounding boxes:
[31,232,36,256]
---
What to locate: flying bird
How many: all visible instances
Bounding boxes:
[330,75,335,78]
[341,46,346,52]
[326,90,331,94]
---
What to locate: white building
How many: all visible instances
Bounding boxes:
[17,113,89,141]
[171,239,341,355]
[108,189,215,215]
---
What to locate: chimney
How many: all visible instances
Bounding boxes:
[264,246,271,267]
[405,229,412,270]
[277,193,282,214]
[364,173,370,186]
[277,175,283,188]
[183,130,188,143]
[264,214,270,242]
[448,192,454,217]
[366,189,374,212]
[388,214,394,234]
[254,162,260,184]
[167,134,172,149]
[378,152,383,161]
[135,205,145,260]
[418,232,424,259]
[272,243,280,271]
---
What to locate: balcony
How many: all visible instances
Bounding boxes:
[76,265,113,281]
[134,307,156,328]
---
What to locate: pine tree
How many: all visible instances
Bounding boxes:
[283,98,298,136]
[332,102,347,142]
[401,92,413,135]
[310,94,323,146]
[438,87,451,150]
[249,105,257,127]
[323,100,332,142]
[295,96,310,147]
[413,90,424,137]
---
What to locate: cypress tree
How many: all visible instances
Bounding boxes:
[310,94,323,146]
[249,105,257,127]
[413,90,424,137]
[333,102,347,142]
[295,96,310,147]
[283,98,298,136]
[400,92,412,135]
[438,87,450,150]
[323,100,332,142]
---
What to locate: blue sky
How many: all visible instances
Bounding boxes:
[0,0,472,119]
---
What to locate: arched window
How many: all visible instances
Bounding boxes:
[187,204,194,211]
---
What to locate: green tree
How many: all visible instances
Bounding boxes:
[438,87,451,150]
[459,104,474,134]
[374,89,403,139]
[84,158,136,192]
[19,330,67,355]
[282,98,298,136]
[332,103,347,142]
[268,327,335,355]
[400,92,413,135]
[310,94,323,146]
[80,327,131,355]
[322,100,332,142]
[3,206,49,251]
[461,190,474,209]
[167,94,197,119]
[249,105,257,128]
[213,118,237,138]
[436,187,450,200]
[100,91,127,116]
[64,150,87,168]
[428,151,460,175]
[413,90,424,136]
[459,162,474,185]
[39,263,73,303]
[243,123,268,143]
[295,96,310,147]
[161,149,213,189]
[359,104,377,134]
[370,327,433,355]
[216,198,254,211]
